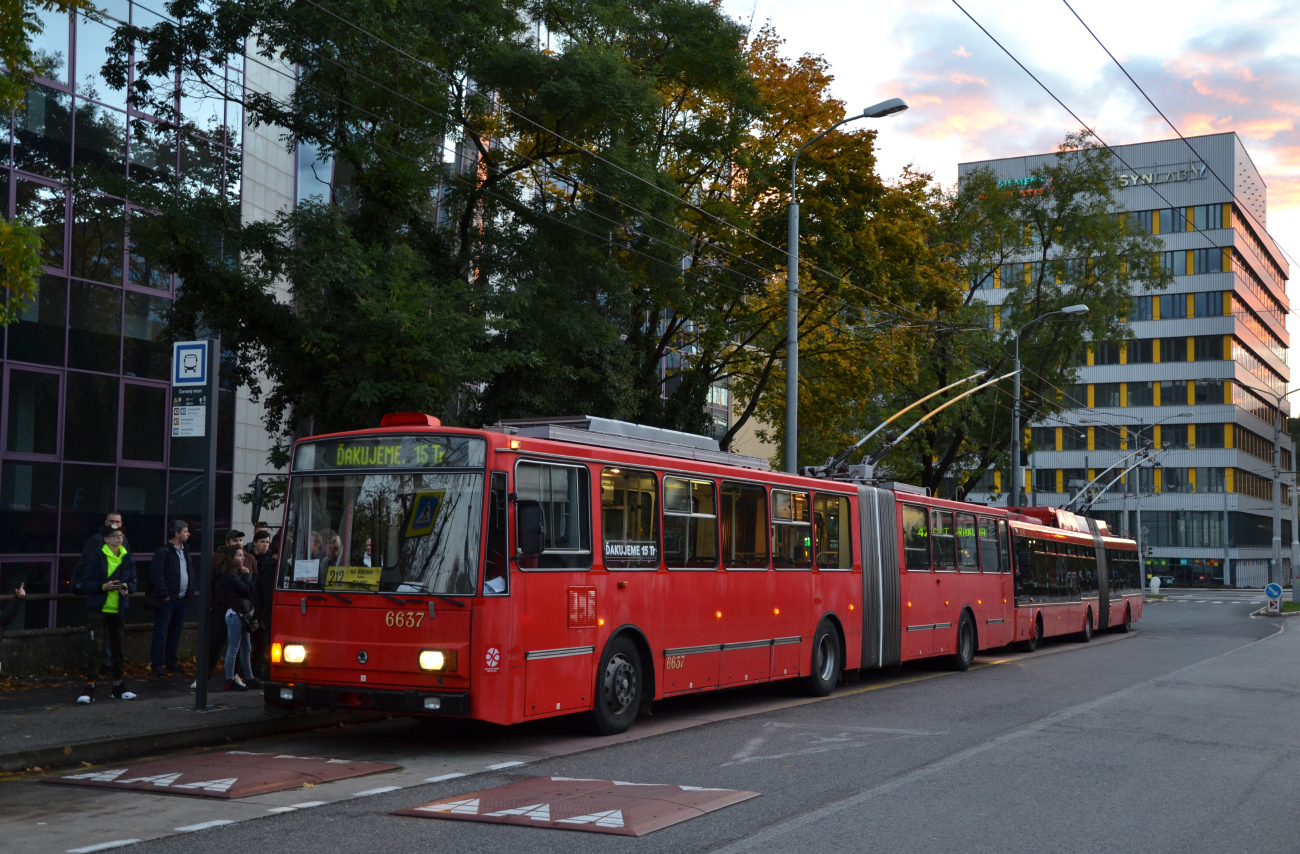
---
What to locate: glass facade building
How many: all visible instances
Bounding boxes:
[0,5,243,628]
[963,133,1295,586]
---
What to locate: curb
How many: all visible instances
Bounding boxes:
[1250,606,1300,618]
[0,707,387,774]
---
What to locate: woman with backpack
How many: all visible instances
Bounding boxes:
[218,543,259,691]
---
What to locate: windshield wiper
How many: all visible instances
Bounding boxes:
[434,595,466,608]
[324,590,353,604]
[378,593,417,606]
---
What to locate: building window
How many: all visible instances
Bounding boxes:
[1128,382,1154,407]
[1094,383,1121,408]
[1127,339,1153,363]
[1160,380,1188,407]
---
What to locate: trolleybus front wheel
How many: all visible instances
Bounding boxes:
[804,621,841,697]
[590,636,643,735]
[1078,610,1093,643]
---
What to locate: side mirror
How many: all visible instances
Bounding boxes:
[516,500,546,557]
[251,478,265,524]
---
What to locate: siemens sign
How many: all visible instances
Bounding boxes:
[1117,163,1208,188]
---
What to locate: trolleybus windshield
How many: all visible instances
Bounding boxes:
[280,435,486,596]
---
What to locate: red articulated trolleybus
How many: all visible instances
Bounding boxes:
[263,413,1141,734]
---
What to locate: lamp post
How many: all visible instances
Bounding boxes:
[786,97,908,473]
[1009,305,1090,505]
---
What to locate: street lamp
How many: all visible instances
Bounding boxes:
[1125,411,1192,586]
[1009,304,1090,504]
[785,97,908,473]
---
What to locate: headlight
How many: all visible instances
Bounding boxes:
[283,644,307,664]
[419,649,456,671]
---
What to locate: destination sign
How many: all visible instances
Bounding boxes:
[293,435,486,471]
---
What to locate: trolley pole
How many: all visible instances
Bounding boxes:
[195,337,219,711]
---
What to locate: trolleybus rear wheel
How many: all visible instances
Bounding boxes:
[804,621,841,697]
[952,613,975,672]
[1078,610,1093,643]
[1017,615,1042,653]
[590,636,643,735]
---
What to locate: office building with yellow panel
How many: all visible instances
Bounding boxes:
[962,133,1294,587]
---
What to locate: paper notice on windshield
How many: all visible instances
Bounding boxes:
[325,565,381,591]
[293,558,320,583]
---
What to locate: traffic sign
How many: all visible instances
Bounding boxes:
[172,340,208,386]
[1266,583,1282,599]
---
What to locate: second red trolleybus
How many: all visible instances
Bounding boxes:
[264,414,1141,734]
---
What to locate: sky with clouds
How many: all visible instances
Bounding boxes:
[721,0,1300,380]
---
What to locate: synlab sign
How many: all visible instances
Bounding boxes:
[1117,162,1209,188]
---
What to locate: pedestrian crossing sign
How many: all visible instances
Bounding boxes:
[405,490,445,538]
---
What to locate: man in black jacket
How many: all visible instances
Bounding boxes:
[149,519,192,677]
[249,529,276,678]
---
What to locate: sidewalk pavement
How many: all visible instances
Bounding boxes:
[0,670,383,774]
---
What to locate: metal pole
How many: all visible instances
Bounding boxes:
[1135,472,1144,594]
[1273,416,1283,585]
[195,336,220,711]
[785,199,799,474]
[1011,339,1021,507]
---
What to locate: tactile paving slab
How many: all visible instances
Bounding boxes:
[394,776,759,836]
[44,750,400,799]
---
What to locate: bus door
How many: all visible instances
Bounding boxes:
[1087,519,1110,630]
[718,481,777,687]
[977,516,1011,647]
[661,476,723,695]
[928,508,959,655]
[899,504,935,658]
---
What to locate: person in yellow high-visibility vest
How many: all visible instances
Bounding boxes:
[70,526,138,703]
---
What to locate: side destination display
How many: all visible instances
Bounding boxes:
[293,435,486,471]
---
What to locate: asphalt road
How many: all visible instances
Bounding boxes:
[13,598,1295,854]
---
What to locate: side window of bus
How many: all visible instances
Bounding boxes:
[931,509,956,571]
[901,504,930,571]
[998,520,1011,573]
[601,467,659,570]
[772,489,812,569]
[514,462,592,569]
[720,481,769,569]
[814,493,852,570]
[956,512,979,572]
[664,477,718,569]
[483,471,509,594]
[977,516,999,573]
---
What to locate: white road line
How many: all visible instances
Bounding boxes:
[267,801,326,814]
[174,820,234,832]
[67,842,140,853]
[424,773,468,783]
[487,761,526,770]
[352,786,401,797]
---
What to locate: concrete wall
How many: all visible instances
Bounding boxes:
[231,46,297,532]
[3,624,201,677]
